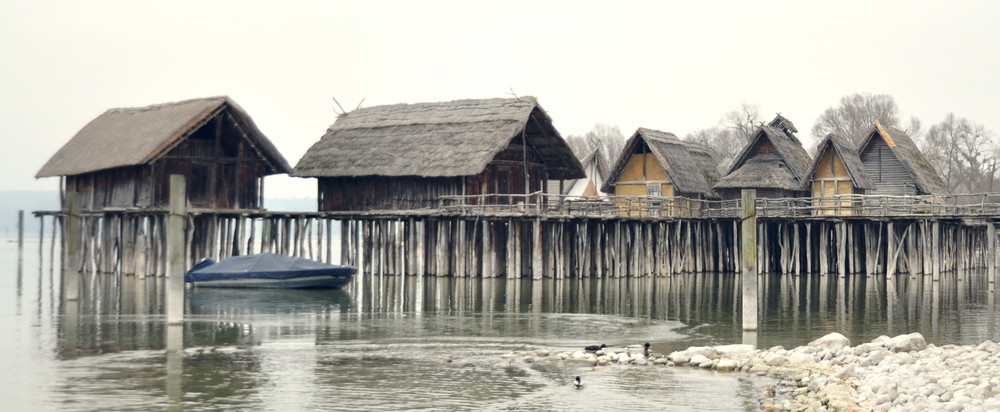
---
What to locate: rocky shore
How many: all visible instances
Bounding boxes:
[519,332,1000,411]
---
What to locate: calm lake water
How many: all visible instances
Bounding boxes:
[2,236,999,411]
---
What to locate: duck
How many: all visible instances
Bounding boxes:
[644,342,651,357]
[573,376,583,389]
[584,343,607,352]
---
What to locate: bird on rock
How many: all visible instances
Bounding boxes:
[573,376,583,389]
[644,342,651,357]
[584,344,606,352]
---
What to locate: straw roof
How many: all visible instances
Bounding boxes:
[292,97,585,180]
[601,128,715,196]
[715,117,811,191]
[858,121,945,194]
[37,96,291,178]
[804,133,874,190]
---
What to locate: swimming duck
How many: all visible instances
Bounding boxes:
[584,344,607,352]
[573,376,583,389]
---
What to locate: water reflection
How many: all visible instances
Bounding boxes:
[7,231,998,410]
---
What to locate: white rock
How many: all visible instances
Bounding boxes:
[684,346,719,359]
[716,359,737,372]
[885,332,927,352]
[690,354,710,366]
[715,344,755,357]
[667,351,690,364]
[536,350,549,357]
[809,333,851,350]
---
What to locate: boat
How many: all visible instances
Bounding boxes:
[184,253,355,289]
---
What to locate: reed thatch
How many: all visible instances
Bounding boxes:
[805,133,874,190]
[715,117,811,191]
[859,121,945,194]
[602,128,716,196]
[292,97,585,180]
[37,96,291,178]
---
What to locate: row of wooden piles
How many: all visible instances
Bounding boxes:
[34,212,1000,283]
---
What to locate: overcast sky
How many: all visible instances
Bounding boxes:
[2,0,998,199]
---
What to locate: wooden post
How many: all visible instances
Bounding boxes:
[64,191,82,301]
[887,221,896,277]
[166,175,186,324]
[989,222,996,290]
[532,218,543,280]
[741,189,758,331]
[17,210,24,265]
[932,221,941,281]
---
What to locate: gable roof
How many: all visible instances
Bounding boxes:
[601,128,714,196]
[858,120,946,194]
[37,96,291,178]
[804,133,874,190]
[291,96,585,180]
[715,116,812,191]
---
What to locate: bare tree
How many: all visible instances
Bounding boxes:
[684,127,740,160]
[921,113,996,193]
[584,123,626,169]
[722,102,762,144]
[684,102,761,163]
[564,134,590,157]
[812,93,904,145]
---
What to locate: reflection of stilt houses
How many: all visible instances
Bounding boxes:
[858,120,945,196]
[36,96,291,211]
[601,128,719,217]
[805,133,873,215]
[292,97,585,211]
[714,115,812,201]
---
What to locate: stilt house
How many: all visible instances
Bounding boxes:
[601,128,720,216]
[714,115,812,200]
[805,133,874,215]
[36,96,291,211]
[548,147,609,199]
[858,120,945,196]
[292,97,585,211]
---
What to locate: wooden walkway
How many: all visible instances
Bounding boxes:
[33,192,1000,282]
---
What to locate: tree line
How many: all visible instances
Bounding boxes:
[567,93,997,194]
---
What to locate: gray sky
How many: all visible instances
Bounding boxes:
[3,0,998,199]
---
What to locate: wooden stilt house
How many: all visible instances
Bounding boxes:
[548,147,609,199]
[292,97,585,211]
[858,120,945,196]
[714,115,812,200]
[601,128,719,217]
[805,133,874,215]
[36,96,291,211]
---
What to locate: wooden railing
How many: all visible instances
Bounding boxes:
[440,192,1000,219]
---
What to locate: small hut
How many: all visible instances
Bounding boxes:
[805,133,874,215]
[292,97,585,211]
[714,115,812,200]
[601,128,719,216]
[548,147,610,200]
[36,96,291,211]
[857,120,945,196]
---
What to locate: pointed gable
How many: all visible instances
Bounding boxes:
[858,120,945,195]
[715,115,811,192]
[805,133,874,190]
[602,128,715,196]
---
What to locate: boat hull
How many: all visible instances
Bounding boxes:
[189,274,352,289]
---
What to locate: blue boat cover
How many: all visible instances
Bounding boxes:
[185,253,355,282]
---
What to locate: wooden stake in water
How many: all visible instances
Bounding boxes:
[166,175,186,324]
[741,189,758,331]
[64,192,81,301]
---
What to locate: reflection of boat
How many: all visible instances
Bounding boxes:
[185,253,355,289]
[187,287,354,315]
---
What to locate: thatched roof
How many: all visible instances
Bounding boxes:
[37,96,291,178]
[680,141,722,190]
[713,152,800,190]
[859,121,945,194]
[292,97,585,180]
[715,116,811,191]
[601,128,714,196]
[805,133,874,190]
